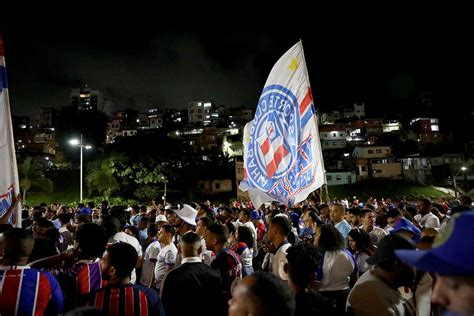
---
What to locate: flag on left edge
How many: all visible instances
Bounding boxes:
[0,34,21,227]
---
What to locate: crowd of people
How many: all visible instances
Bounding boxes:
[0,194,473,316]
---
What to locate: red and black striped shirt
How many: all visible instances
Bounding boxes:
[87,284,164,316]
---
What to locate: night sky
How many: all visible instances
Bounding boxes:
[1,13,472,119]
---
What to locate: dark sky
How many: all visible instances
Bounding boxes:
[1,13,472,118]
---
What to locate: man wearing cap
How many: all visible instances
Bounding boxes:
[390,218,421,243]
[395,212,474,316]
[170,204,198,267]
[346,234,417,316]
[173,204,198,237]
[155,214,167,230]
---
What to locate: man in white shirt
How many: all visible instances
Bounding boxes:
[360,208,387,244]
[140,226,161,287]
[414,198,440,229]
[154,224,177,291]
[195,217,214,265]
[238,209,258,256]
[267,215,292,280]
[99,215,143,284]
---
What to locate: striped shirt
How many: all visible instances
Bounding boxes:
[87,284,164,316]
[51,259,107,311]
[0,265,64,315]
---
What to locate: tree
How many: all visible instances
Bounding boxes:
[85,152,167,200]
[18,157,53,202]
[85,162,120,197]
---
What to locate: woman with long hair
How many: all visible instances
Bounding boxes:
[347,228,375,276]
[314,224,357,316]
[231,225,254,276]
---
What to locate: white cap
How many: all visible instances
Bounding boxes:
[174,204,198,226]
[155,215,167,223]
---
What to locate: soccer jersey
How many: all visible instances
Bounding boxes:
[211,248,242,300]
[0,265,64,315]
[140,240,161,287]
[51,259,107,311]
[88,283,164,316]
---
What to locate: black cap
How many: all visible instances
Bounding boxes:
[366,234,415,266]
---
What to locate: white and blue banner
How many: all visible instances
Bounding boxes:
[240,41,325,208]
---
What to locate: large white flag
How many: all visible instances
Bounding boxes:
[239,41,325,208]
[0,35,21,226]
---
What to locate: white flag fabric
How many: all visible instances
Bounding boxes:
[239,41,325,208]
[0,36,21,226]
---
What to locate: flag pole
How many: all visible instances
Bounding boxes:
[300,39,329,204]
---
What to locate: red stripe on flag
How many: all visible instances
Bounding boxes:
[125,287,134,316]
[139,291,148,316]
[260,138,270,155]
[299,87,313,115]
[266,144,289,178]
[266,159,278,178]
[274,144,289,167]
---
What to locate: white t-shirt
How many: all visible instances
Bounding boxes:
[355,251,372,275]
[347,269,416,316]
[154,242,178,289]
[414,213,440,229]
[319,250,355,291]
[243,221,257,241]
[140,240,161,287]
[113,232,143,284]
[200,237,213,265]
[271,243,291,280]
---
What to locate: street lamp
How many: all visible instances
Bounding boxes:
[161,176,168,207]
[453,166,467,198]
[69,134,92,201]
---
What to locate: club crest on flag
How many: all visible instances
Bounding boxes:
[240,41,325,208]
[248,85,300,183]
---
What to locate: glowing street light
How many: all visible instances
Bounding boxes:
[453,166,467,198]
[69,134,92,201]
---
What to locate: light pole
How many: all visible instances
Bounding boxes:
[69,134,92,201]
[161,176,168,207]
[453,166,467,198]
